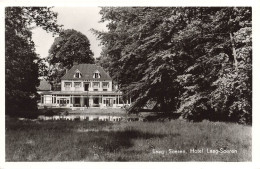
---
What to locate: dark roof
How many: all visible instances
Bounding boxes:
[37,79,51,91]
[61,64,112,81]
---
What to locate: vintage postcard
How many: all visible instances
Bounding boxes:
[1,0,260,168]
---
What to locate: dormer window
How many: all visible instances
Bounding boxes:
[93,70,101,79]
[75,72,80,78]
[94,73,99,78]
[74,69,82,78]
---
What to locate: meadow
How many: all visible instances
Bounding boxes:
[5,117,251,161]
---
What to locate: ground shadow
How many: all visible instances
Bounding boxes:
[88,129,179,153]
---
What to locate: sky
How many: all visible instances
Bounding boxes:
[31,7,108,59]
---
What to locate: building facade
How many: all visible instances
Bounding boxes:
[38,64,130,108]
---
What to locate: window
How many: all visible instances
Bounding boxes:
[75,73,80,78]
[64,82,72,87]
[74,82,81,88]
[93,82,100,88]
[94,89,98,91]
[84,83,89,91]
[93,98,99,104]
[64,82,72,91]
[93,70,100,78]
[102,82,109,88]
[74,69,82,78]
[103,89,107,91]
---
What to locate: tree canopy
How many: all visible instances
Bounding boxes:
[94,7,252,124]
[47,29,95,86]
[5,7,61,114]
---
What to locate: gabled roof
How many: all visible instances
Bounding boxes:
[61,64,112,81]
[37,79,52,91]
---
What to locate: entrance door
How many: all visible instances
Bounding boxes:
[84,83,89,91]
[106,98,113,107]
[74,97,80,107]
[60,98,66,106]
[84,98,89,107]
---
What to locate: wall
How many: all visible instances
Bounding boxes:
[61,80,112,92]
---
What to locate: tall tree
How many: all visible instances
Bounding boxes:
[94,7,252,124]
[177,8,252,123]
[5,7,61,114]
[47,29,94,85]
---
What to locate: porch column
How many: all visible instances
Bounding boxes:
[99,95,102,104]
[80,95,84,107]
[71,95,74,107]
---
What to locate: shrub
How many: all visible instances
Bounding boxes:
[8,111,39,119]
[59,110,69,116]
[178,95,209,122]
[229,100,252,124]
[44,110,57,116]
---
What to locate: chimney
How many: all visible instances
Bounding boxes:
[73,61,78,65]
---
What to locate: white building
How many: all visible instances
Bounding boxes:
[38,64,131,108]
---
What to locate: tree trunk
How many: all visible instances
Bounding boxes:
[229,32,238,75]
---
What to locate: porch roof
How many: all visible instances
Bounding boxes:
[40,91,122,96]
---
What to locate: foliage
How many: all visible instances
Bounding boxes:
[5,7,61,114]
[37,58,49,77]
[47,29,95,85]
[94,7,252,124]
[44,110,57,116]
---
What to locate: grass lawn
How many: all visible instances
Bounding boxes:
[5,117,251,161]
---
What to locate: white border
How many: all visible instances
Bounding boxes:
[0,0,258,7]
[1,0,260,169]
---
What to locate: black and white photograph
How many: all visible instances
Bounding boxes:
[2,1,257,165]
